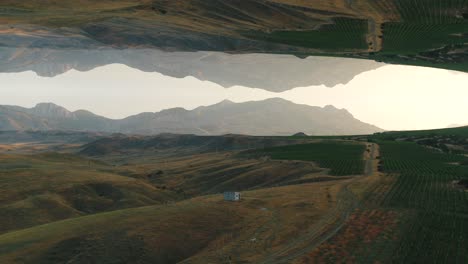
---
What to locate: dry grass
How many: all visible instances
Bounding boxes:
[299,209,401,264]
[103,150,328,195]
[0,152,176,234]
[1,0,401,33]
[0,180,347,263]
[0,137,387,263]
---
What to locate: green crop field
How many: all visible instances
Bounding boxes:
[381,0,468,54]
[374,126,468,139]
[375,141,468,262]
[251,141,366,176]
[382,23,467,54]
[246,18,369,51]
[393,0,468,24]
[372,126,468,155]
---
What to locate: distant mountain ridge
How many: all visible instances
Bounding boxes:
[0,99,383,136]
[0,48,383,92]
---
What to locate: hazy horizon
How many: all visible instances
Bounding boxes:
[1,63,467,131]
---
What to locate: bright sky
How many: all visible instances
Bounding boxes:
[1,63,467,131]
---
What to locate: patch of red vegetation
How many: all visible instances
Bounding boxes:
[301,209,400,263]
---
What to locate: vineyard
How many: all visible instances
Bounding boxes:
[373,125,468,139]
[246,17,369,51]
[392,0,468,24]
[382,23,467,53]
[376,141,468,263]
[381,0,468,53]
[251,141,366,176]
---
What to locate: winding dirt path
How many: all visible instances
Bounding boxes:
[255,142,380,263]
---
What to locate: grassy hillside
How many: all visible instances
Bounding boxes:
[2,133,467,262]
[0,138,354,234]
[0,135,376,263]
[0,152,177,234]
[0,181,350,263]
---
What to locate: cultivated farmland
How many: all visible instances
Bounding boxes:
[246,18,369,51]
[377,141,468,263]
[250,141,366,176]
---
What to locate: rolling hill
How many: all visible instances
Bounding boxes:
[0,99,383,136]
[0,152,177,234]
[0,126,467,262]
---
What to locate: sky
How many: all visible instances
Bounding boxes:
[1,63,467,131]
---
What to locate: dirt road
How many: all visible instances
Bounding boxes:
[256,142,380,263]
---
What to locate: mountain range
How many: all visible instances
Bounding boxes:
[0,48,383,92]
[0,99,383,136]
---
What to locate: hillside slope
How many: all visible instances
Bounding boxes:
[0,152,177,234]
[0,182,348,264]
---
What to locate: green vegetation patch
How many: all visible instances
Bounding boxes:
[372,126,468,155]
[245,17,368,51]
[251,141,366,176]
[375,141,468,262]
[393,0,468,24]
[382,22,468,54]
[374,126,468,139]
[371,0,468,71]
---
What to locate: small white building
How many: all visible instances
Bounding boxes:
[224,192,241,201]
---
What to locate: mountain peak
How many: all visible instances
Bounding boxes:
[215,99,235,106]
[30,102,72,118]
[34,102,61,108]
[323,104,337,109]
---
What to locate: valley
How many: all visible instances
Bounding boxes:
[1,126,465,263]
[0,132,378,263]
[1,1,467,263]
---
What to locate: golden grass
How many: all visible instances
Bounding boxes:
[0,181,347,263]
[0,152,176,234]
[107,151,325,195]
[0,139,384,262]
[0,0,401,35]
